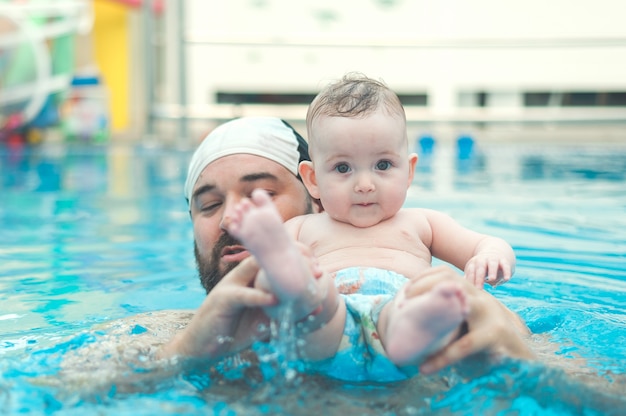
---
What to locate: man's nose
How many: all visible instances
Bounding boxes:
[219,194,241,232]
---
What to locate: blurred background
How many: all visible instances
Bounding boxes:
[1,0,626,148]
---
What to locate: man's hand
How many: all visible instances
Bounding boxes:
[403,266,534,374]
[159,257,276,360]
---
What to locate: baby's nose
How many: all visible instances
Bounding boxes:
[355,174,375,192]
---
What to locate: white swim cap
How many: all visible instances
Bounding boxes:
[184,117,310,206]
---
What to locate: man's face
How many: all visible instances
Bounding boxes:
[190,154,312,292]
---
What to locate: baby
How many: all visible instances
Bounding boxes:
[226,73,515,377]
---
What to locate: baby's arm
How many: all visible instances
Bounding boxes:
[464,235,515,288]
[422,209,516,288]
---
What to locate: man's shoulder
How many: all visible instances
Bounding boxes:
[51,310,196,391]
[97,309,195,336]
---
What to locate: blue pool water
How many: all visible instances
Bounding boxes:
[1,139,625,415]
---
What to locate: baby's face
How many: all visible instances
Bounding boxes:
[309,109,416,228]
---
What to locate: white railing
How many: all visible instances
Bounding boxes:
[142,1,626,145]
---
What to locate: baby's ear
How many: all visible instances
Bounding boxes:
[407,153,418,184]
[298,161,321,199]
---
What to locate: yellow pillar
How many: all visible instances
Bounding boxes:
[92,0,130,132]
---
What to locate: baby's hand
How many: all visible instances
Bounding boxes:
[464,254,513,289]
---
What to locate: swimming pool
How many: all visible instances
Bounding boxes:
[1,138,625,415]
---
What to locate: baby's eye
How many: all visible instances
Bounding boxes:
[334,163,351,174]
[376,160,392,170]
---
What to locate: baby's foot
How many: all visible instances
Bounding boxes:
[227,189,314,300]
[385,281,469,366]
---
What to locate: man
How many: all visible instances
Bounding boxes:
[157,116,534,373]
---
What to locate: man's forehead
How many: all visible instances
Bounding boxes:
[196,153,294,188]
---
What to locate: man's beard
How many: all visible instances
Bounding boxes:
[195,233,241,293]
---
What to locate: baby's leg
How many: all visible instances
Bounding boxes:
[226,189,323,318]
[382,281,469,367]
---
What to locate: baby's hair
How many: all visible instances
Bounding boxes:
[306,72,406,140]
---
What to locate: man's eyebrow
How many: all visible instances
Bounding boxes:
[192,184,215,201]
[240,172,280,182]
[192,172,279,201]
